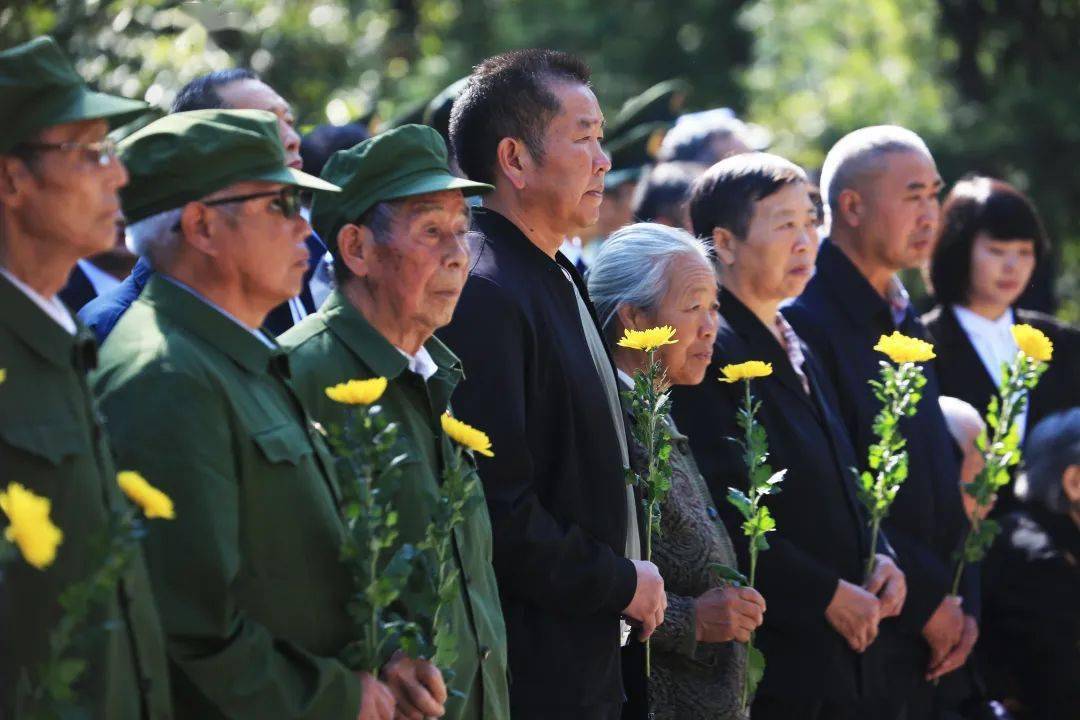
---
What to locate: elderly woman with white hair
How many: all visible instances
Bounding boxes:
[588,222,766,720]
[982,408,1080,719]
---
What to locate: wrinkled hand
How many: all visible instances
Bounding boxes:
[622,560,667,640]
[927,615,978,681]
[694,586,766,644]
[826,579,882,652]
[865,554,907,618]
[922,595,965,669]
[356,671,395,720]
[381,651,447,720]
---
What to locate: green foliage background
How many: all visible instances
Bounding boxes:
[2,0,1076,318]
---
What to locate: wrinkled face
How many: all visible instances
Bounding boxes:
[860,151,942,271]
[2,118,128,258]
[525,81,610,233]
[367,190,470,335]
[721,181,819,306]
[219,79,302,169]
[967,233,1036,313]
[638,253,720,386]
[204,180,311,309]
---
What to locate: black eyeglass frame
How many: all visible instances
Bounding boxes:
[169,186,304,231]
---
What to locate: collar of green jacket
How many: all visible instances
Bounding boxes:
[0,272,97,371]
[140,273,289,377]
[319,288,463,390]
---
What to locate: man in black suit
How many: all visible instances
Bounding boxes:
[437,50,666,720]
[784,126,978,719]
[670,152,906,720]
[79,68,324,340]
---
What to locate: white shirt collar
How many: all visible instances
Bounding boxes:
[161,276,276,348]
[0,267,77,335]
[952,304,1015,336]
[616,368,635,389]
[397,344,439,381]
[952,305,1026,438]
[76,258,122,296]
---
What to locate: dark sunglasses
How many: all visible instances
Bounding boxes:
[171,186,304,231]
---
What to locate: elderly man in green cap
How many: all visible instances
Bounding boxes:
[280,124,511,720]
[91,109,396,720]
[0,36,173,719]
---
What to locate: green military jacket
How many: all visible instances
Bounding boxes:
[92,275,362,719]
[0,274,172,719]
[281,289,511,720]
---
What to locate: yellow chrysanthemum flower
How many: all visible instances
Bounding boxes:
[617,326,678,353]
[0,482,62,570]
[0,368,6,385]
[873,332,936,364]
[117,471,175,520]
[718,361,774,383]
[441,413,494,457]
[1011,324,1053,363]
[324,377,389,406]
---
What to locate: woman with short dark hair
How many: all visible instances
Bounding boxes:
[922,176,1080,509]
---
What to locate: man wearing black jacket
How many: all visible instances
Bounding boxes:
[671,153,906,719]
[784,126,978,719]
[437,50,665,720]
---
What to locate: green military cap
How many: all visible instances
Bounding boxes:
[119,109,339,223]
[312,123,491,249]
[0,36,148,154]
[606,79,691,142]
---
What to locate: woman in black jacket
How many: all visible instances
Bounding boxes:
[923,176,1080,511]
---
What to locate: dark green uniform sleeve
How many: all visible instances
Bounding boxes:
[99,366,363,719]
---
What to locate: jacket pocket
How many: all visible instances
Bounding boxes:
[251,424,314,465]
[0,420,84,465]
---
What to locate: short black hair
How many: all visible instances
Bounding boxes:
[632,162,703,224]
[929,175,1050,306]
[301,123,370,178]
[449,49,592,185]
[171,68,259,113]
[689,152,808,239]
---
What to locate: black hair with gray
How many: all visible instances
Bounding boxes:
[689,152,808,239]
[632,161,704,225]
[1016,408,1080,515]
[171,68,259,113]
[449,49,592,185]
[587,222,714,345]
[329,201,398,285]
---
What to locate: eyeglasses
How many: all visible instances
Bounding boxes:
[171,186,304,231]
[17,138,118,167]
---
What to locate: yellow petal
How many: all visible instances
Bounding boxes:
[117,471,175,520]
[1011,324,1053,362]
[0,368,6,385]
[616,326,678,353]
[718,360,773,383]
[324,377,389,406]
[873,331,936,364]
[441,413,494,457]
[0,482,62,570]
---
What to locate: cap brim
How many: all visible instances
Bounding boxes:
[52,88,150,130]
[252,165,342,193]
[383,171,493,203]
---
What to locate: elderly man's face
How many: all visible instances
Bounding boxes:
[219,79,303,170]
[367,190,470,336]
[858,150,942,272]
[203,180,311,310]
[720,181,818,306]
[1,118,128,259]
[524,81,610,234]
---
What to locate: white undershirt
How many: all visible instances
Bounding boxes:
[0,267,77,335]
[952,305,1028,437]
[397,345,438,381]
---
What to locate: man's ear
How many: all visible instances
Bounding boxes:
[1062,464,1080,503]
[337,222,375,280]
[836,188,864,229]
[177,202,220,257]
[711,227,739,267]
[616,303,650,334]
[495,137,530,191]
[0,156,33,208]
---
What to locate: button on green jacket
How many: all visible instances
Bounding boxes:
[92,275,363,719]
[0,274,172,719]
[280,289,511,720]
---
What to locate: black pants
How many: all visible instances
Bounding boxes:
[752,694,861,720]
[513,703,622,720]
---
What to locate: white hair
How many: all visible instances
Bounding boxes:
[125,207,183,265]
[939,395,985,449]
[587,222,714,343]
[819,125,934,227]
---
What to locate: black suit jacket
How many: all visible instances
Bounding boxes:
[263,234,326,336]
[670,289,872,702]
[58,262,98,314]
[923,304,1080,438]
[438,209,638,713]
